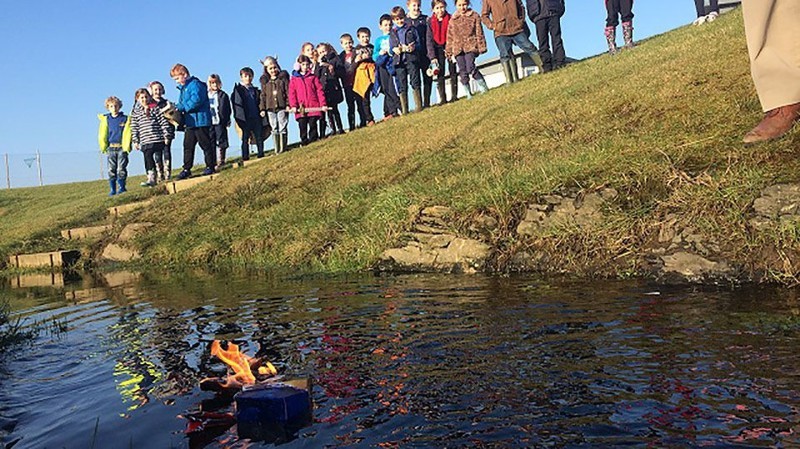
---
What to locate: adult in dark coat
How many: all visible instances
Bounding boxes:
[526,0,566,71]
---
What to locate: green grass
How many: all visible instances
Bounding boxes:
[0,175,156,263]
[2,10,799,279]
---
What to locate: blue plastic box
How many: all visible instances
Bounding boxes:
[234,379,312,441]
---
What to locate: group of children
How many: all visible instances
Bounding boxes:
[99,0,647,196]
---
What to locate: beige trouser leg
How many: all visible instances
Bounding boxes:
[742,0,800,111]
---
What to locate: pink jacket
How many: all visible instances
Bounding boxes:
[288,71,327,118]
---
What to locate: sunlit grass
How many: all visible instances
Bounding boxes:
[2,10,799,277]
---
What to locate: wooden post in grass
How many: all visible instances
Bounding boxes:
[4,153,9,189]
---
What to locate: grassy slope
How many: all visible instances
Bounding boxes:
[2,10,799,278]
[0,176,154,259]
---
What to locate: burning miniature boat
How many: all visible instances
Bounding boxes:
[191,340,312,445]
[199,340,278,393]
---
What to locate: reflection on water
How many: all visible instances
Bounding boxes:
[1,271,799,448]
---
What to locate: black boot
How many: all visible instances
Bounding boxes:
[399,90,409,115]
[412,88,423,112]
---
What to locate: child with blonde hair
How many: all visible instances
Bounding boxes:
[207,74,231,170]
[97,96,131,196]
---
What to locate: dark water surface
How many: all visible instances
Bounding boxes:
[1,271,799,448]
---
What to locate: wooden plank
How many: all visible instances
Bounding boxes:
[165,174,215,195]
[108,198,155,219]
[60,225,112,240]
[8,250,80,269]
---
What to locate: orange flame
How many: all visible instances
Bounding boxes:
[210,340,257,386]
[259,362,278,377]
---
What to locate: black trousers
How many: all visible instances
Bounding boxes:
[694,0,719,17]
[238,119,263,160]
[358,87,375,123]
[536,17,566,70]
[141,142,165,172]
[343,87,364,129]
[326,107,344,134]
[183,126,215,171]
[317,114,327,138]
[377,66,400,117]
[297,116,319,145]
[394,61,421,94]
[432,44,458,103]
[412,55,433,107]
[209,123,229,150]
[605,0,634,27]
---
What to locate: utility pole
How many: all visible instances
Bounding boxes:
[36,149,43,186]
[4,154,9,189]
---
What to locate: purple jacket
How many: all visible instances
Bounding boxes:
[288,71,327,118]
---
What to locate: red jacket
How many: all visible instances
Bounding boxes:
[288,71,327,118]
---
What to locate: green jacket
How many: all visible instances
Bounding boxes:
[97,113,132,153]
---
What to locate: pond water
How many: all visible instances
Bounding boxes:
[1,271,799,448]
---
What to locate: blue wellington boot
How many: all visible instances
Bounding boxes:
[117,177,127,194]
[108,177,117,196]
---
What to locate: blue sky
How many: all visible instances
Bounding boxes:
[0,1,704,187]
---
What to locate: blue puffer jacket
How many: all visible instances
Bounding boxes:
[526,0,565,21]
[176,76,212,128]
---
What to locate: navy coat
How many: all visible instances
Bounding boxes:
[526,0,565,22]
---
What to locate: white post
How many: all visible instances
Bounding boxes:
[99,152,105,180]
[36,149,43,186]
[4,153,9,189]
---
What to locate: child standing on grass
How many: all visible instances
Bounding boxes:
[98,96,131,196]
[447,0,488,98]
[171,63,215,179]
[259,57,290,154]
[340,34,361,131]
[317,43,346,135]
[289,55,327,146]
[604,0,634,54]
[374,14,401,119]
[692,0,719,26]
[481,0,544,83]
[353,27,377,126]
[232,67,265,160]
[406,0,433,109]
[299,43,330,139]
[207,74,231,171]
[131,88,173,187]
[527,0,567,72]
[427,0,458,104]
[389,6,421,114]
[148,81,175,179]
